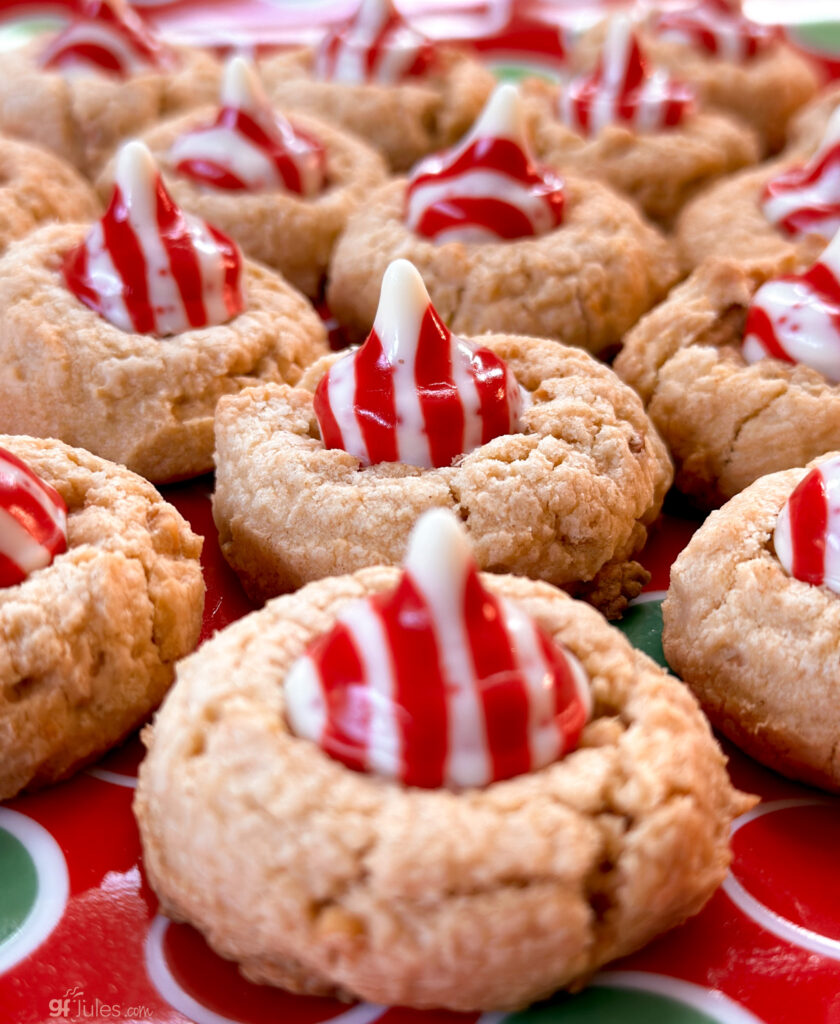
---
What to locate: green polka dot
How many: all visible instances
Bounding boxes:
[488,61,561,84]
[0,828,38,945]
[790,22,840,55]
[509,985,719,1023]
[616,599,671,672]
[0,18,62,53]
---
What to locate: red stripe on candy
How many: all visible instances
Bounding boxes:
[354,330,399,464]
[99,185,154,334]
[743,305,797,364]
[312,622,370,774]
[463,571,531,782]
[414,307,465,469]
[788,469,829,586]
[378,577,449,789]
[156,176,207,331]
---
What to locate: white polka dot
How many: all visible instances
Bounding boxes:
[85,767,137,789]
[722,797,840,960]
[144,915,388,1024]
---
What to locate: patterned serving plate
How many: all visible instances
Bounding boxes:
[1,3,840,1022]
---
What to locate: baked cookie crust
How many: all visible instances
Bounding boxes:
[0,135,99,254]
[97,108,387,299]
[260,47,495,172]
[0,434,204,801]
[573,24,818,155]
[785,82,840,158]
[663,459,840,791]
[674,160,824,273]
[0,40,220,177]
[613,258,840,507]
[135,569,752,1010]
[0,223,329,483]
[212,334,673,613]
[526,87,759,227]
[326,177,679,354]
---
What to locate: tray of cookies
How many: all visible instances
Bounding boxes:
[1,2,840,1023]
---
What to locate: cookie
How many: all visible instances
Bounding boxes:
[214,259,672,616]
[327,84,678,354]
[785,81,840,158]
[613,253,840,507]
[0,434,204,801]
[663,454,840,791]
[572,3,818,155]
[98,57,387,299]
[136,509,752,1011]
[526,17,759,227]
[0,1,220,177]
[0,135,99,254]
[0,143,328,483]
[260,0,494,172]
[677,107,840,272]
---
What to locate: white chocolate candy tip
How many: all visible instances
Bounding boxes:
[470,83,525,144]
[358,0,394,21]
[115,139,158,200]
[372,258,433,357]
[221,54,265,112]
[404,508,473,593]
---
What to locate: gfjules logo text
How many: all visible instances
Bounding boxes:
[48,984,153,1019]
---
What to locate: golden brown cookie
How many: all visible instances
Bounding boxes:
[97,108,387,299]
[785,81,840,158]
[573,21,818,155]
[136,567,752,1010]
[0,434,204,801]
[0,223,328,483]
[326,176,679,354]
[526,84,759,228]
[674,160,825,272]
[0,38,220,177]
[663,457,840,791]
[213,333,673,614]
[613,257,840,507]
[261,46,494,173]
[0,135,99,254]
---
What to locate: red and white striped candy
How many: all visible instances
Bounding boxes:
[314,0,436,85]
[285,508,592,789]
[742,231,840,383]
[63,140,245,337]
[313,259,525,468]
[169,57,326,195]
[40,0,172,78]
[774,456,840,594]
[0,448,68,589]
[561,16,693,137]
[762,108,840,241]
[652,0,774,63]
[405,83,565,244]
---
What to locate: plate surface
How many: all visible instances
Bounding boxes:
[2,3,840,1021]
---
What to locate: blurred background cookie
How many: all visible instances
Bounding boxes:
[327,84,678,354]
[0,141,328,482]
[260,0,495,172]
[98,57,387,299]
